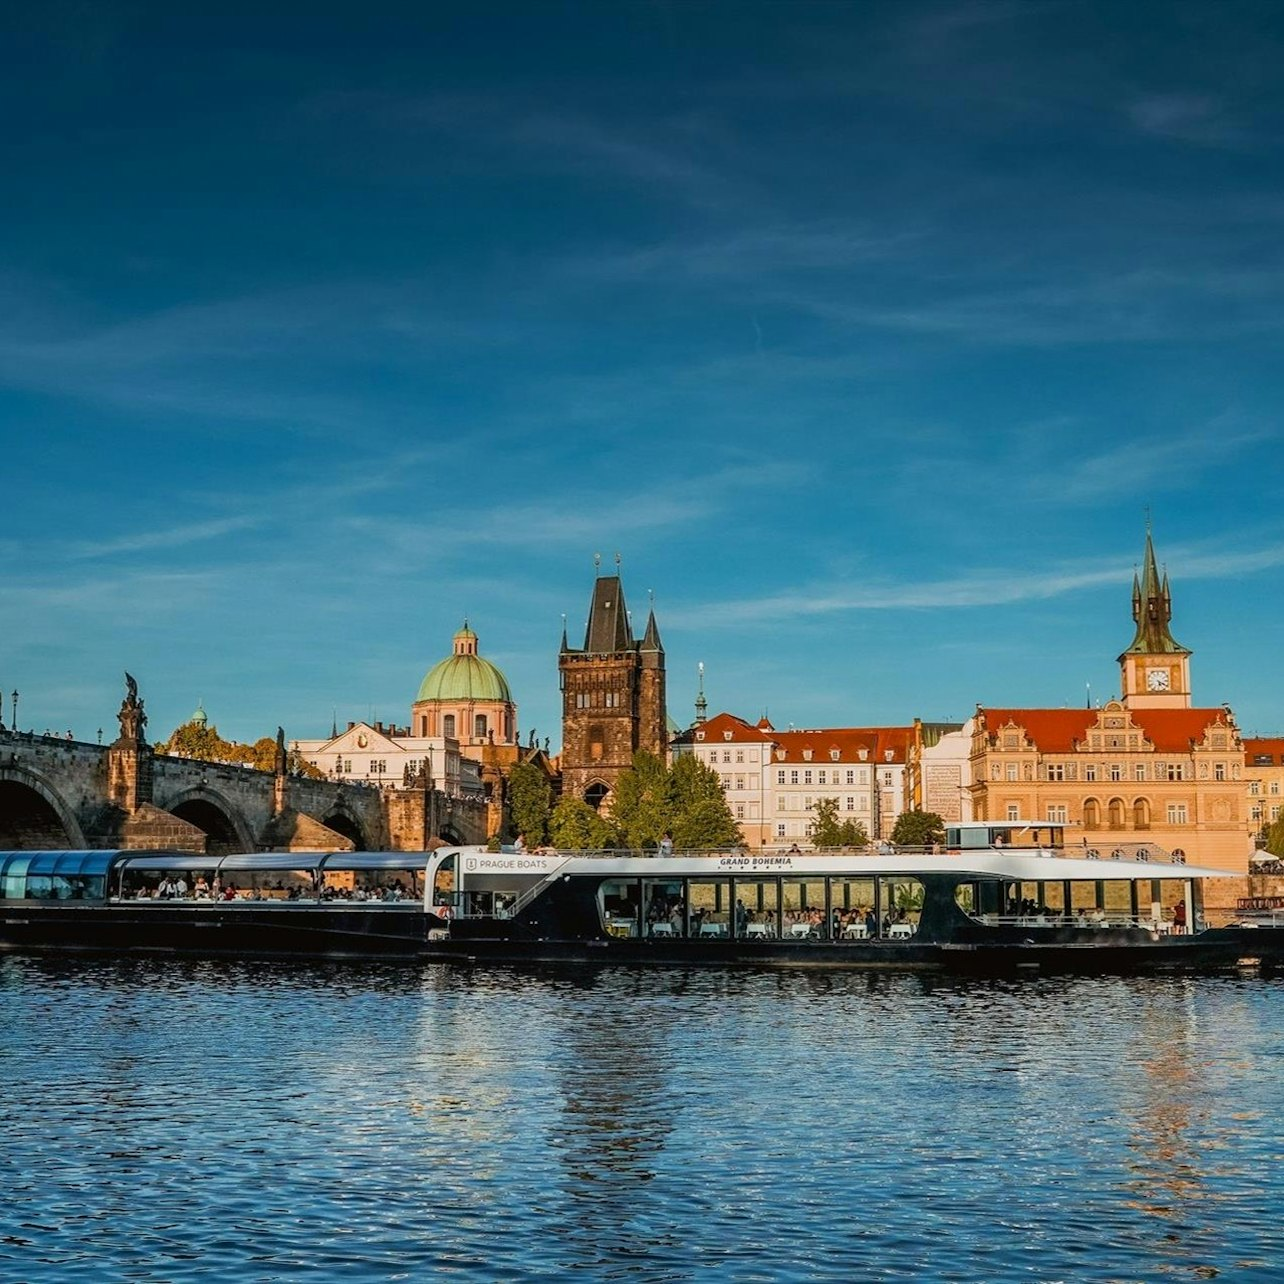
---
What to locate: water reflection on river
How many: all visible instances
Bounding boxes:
[1,956,1281,1281]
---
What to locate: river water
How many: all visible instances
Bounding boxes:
[1,956,1281,1282]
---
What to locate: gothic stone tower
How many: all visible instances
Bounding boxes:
[559,569,667,811]
[1118,528,1192,709]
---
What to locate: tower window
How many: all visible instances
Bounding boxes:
[474,715,488,738]
[443,715,456,737]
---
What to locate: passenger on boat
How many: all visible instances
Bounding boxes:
[865,909,878,938]
[221,883,239,901]
[194,876,210,899]
[659,831,674,857]
[513,834,527,853]
[1173,900,1187,934]
[735,900,748,934]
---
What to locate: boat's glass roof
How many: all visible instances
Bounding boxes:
[0,851,119,877]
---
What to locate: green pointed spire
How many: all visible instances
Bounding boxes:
[1122,529,1188,655]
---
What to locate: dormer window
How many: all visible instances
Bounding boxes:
[802,749,813,761]
[829,749,840,761]
[724,731,733,741]
[884,750,894,762]
[695,731,705,741]
[858,748,868,761]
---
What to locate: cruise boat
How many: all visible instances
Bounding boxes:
[0,848,435,957]
[420,823,1276,972]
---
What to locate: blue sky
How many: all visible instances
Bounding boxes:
[5,1,1284,746]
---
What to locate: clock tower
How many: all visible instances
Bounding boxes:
[1118,529,1192,709]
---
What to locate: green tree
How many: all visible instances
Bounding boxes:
[549,796,618,850]
[160,722,322,778]
[607,751,672,849]
[808,796,869,847]
[508,761,553,844]
[1265,812,1284,858]
[668,754,742,849]
[890,809,946,848]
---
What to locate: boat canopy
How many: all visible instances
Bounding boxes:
[0,850,121,877]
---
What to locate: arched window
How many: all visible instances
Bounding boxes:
[443,714,456,738]
[1107,798,1126,830]
[1083,798,1101,829]
[585,782,610,813]
[474,714,488,739]
[1132,798,1150,831]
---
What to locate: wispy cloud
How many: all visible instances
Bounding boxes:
[68,516,263,559]
[1026,421,1274,503]
[678,539,1284,628]
[1128,94,1247,147]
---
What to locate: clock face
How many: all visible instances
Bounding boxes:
[1146,668,1170,692]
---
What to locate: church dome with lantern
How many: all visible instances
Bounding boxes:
[412,622,516,745]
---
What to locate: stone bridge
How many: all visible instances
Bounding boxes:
[0,727,487,855]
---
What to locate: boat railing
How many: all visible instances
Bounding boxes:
[525,843,1189,866]
[506,858,574,916]
[970,912,1182,933]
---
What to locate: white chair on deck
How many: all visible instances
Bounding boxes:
[842,923,868,940]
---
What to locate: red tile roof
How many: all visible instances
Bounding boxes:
[1244,737,1284,763]
[673,711,776,745]
[981,707,1235,754]
[772,727,913,764]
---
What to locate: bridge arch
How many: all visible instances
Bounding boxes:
[0,766,87,849]
[321,806,365,849]
[160,786,256,857]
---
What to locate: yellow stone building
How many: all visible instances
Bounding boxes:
[1243,738,1284,843]
[968,532,1248,876]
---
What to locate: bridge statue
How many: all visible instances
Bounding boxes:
[115,672,148,746]
[274,727,287,776]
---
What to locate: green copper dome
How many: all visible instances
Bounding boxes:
[190,701,208,727]
[415,623,512,704]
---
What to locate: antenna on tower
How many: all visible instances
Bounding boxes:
[695,661,708,726]
[593,552,601,573]
[615,551,622,570]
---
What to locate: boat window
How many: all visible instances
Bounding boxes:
[828,876,875,938]
[432,853,456,911]
[687,879,731,938]
[643,879,686,937]
[881,877,924,931]
[734,878,779,939]
[599,878,642,937]
[1,852,112,901]
[782,878,826,937]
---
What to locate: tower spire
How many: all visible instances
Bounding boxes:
[695,661,707,725]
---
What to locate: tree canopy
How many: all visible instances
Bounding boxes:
[159,722,323,778]
[606,752,742,850]
[549,796,617,849]
[1264,812,1284,858]
[890,809,946,847]
[508,761,553,844]
[808,796,869,847]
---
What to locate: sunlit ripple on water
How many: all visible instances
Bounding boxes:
[2,956,1282,1282]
